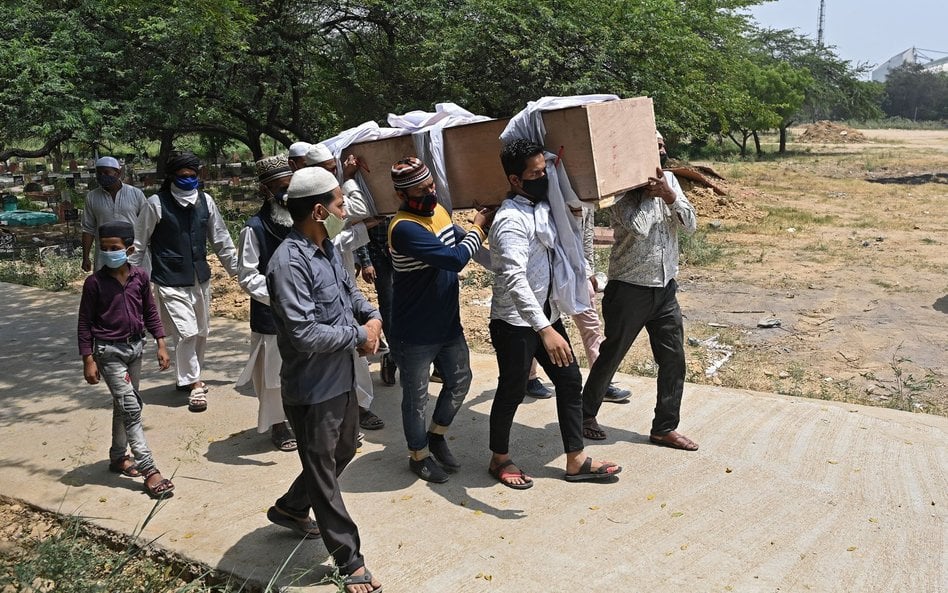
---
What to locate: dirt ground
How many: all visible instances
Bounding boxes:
[205,127,948,416]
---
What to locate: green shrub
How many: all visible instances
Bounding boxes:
[679,229,725,267]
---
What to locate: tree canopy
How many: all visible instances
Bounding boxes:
[0,0,887,167]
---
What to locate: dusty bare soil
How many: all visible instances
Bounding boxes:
[203,129,947,416]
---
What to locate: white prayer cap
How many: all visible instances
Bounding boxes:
[288,142,312,158]
[656,130,664,141]
[304,143,334,166]
[287,166,339,200]
[95,156,121,169]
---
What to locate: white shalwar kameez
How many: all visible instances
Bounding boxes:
[235,224,288,432]
[131,186,238,388]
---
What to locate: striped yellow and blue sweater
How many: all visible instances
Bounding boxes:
[388,204,485,345]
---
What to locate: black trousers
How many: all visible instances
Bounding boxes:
[278,391,363,576]
[488,319,584,455]
[582,278,685,435]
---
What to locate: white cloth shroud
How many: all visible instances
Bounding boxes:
[387,102,492,212]
[498,94,619,316]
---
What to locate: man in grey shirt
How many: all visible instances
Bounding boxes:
[81,156,146,272]
[265,166,383,593]
[582,131,699,451]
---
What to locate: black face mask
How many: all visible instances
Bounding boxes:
[520,176,549,203]
[660,152,669,168]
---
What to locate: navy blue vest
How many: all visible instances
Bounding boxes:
[150,190,211,287]
[246,205,291,334]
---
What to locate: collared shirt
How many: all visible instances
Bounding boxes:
[489,194,559,331]
[81,185,147,235]
[77,266,165,356]
[266,229,381,406]
[129,190,238,277]
[81,184,147,266]
[608,171,696,288]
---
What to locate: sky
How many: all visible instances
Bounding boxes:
[746,0,948,73]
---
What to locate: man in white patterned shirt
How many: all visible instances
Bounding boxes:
[581,131,699,451]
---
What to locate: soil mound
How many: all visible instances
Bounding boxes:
[798,121,866,144]
[684,186,765,223]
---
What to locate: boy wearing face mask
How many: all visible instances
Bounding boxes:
[130,152,239,412]
[81,156,147,273]
[78,222,175,499]
[236,155,297,451]
[387,157,494,483]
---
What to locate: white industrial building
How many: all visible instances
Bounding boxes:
[872,48,948,82]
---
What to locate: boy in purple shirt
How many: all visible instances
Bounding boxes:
[78,222,175,498]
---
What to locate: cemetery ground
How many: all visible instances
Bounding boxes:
[0,127,945,592]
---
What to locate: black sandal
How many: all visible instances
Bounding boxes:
[359,409,385,430]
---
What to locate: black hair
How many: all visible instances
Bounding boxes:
[98,222,134,247]
[500,139,544,178]
[286,190,336,223]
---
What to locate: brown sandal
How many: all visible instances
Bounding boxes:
[649,431,699,451]
[583,417,607,440]
[108,455,141,477]
[143,468,175,499]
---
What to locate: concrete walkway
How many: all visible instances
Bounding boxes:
[0,281,944,592]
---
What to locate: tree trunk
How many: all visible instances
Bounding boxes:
[245,124,263,161]
[753,131,762,156]
[156,129,175,179]
[50,145,63,173]
[779,125,788,153]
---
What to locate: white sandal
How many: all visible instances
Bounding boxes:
[188,389,208,412]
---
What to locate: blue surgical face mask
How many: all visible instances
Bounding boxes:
[102,249,128,269]
[173,175,199,191]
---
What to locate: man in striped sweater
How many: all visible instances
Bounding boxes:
[388,157,494,483]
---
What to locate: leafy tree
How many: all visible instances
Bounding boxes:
[748,27,881,151]
[882,64,948,121]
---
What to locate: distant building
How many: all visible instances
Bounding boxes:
[872,48,948,82]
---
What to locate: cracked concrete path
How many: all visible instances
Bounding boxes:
[0,281,944,592]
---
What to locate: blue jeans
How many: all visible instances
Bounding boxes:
[93,339,155,474]
[395,335,472,452]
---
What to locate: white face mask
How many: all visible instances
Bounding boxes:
[314,207,346,239]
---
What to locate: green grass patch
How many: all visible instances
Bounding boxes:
[679,229,726,267]
[757,205,835,231]
[0,254,85,291]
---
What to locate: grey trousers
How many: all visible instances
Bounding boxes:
[277,391,364,576]
[93,339,156,474]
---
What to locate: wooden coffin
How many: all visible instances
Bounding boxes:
[340,134,416,215]
[441,118,510,210]
[541,96,659,202]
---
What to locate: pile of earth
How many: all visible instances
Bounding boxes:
[797,121,866,144]
[683,185,765,223]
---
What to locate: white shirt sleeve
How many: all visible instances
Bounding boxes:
[237,226,269,305]
[204,193,239,276]
[129,195,161,266]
